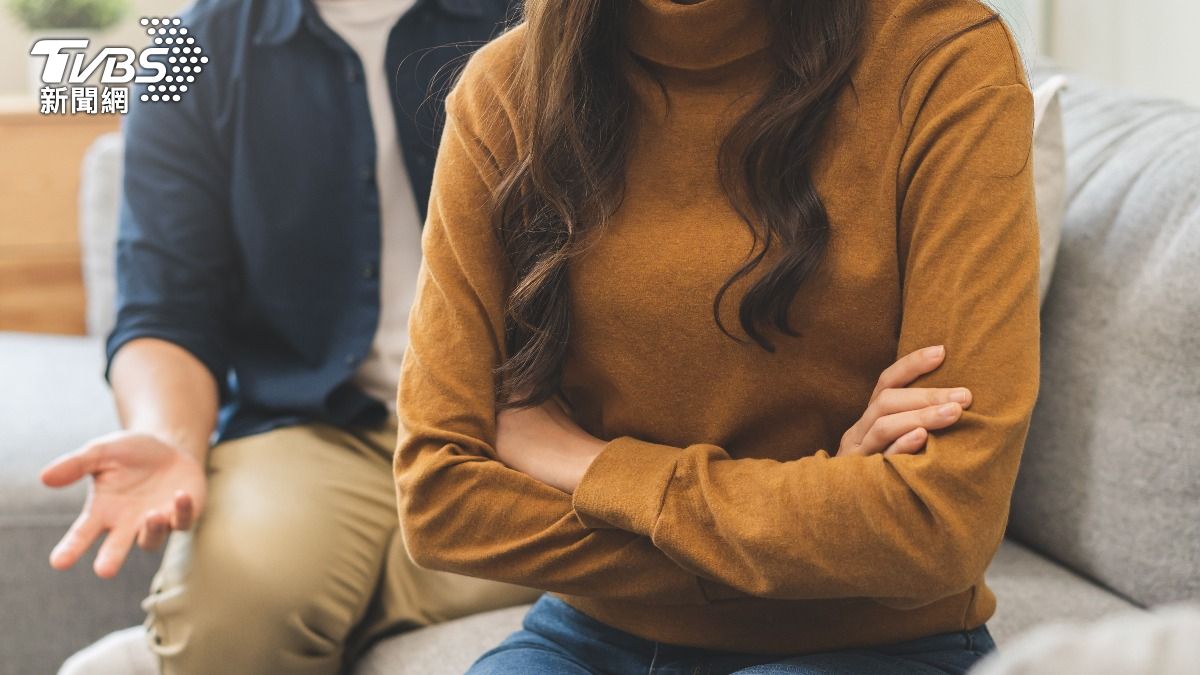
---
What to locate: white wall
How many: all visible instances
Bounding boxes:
[984,0,1200,106]
[1048,0,1200,105]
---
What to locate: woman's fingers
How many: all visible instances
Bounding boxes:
[838,345,963,458]
[49,511,104,571]
[843,387,971,450]
[870,345,945,401]
[870,387,971,418]
[883,427,928,456]
[859,402,963,455]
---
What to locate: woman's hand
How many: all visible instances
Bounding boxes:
[836,345,971,458]
[496,344,969,491]
[495,397,606,494]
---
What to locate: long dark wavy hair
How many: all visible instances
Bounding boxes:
[491,0,999,408]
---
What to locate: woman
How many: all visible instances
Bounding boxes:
[395,0,1039,672]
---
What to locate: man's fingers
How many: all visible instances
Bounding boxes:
[94,525,138,579]
[884,427,928,456]
[171,491,194,531]
[50,511,103,571]
[871,345,945,401]
[40,445,103,488]
[138,510,170,550]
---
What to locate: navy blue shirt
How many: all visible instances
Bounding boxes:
[108,0,513,441]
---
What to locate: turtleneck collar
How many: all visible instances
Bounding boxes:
[626,0,770,71]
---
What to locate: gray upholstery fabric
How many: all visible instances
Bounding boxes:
[984,540,1136,644]
[1,333,118,516]
[352,541,1135,674]
[0,333,159,675]
[78,133,123,338]
[1008,68,1200,608]
[354,605,527,675]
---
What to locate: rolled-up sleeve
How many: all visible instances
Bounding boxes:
[106,70,235,392]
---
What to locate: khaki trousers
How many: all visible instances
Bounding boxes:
[140,421,540,675]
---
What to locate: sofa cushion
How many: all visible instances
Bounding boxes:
[984,539,1136,643]
[0,333,120,518]
[0,332,159,675]
[1,522,160,675]
[1008,67,1200,608]
[353,540,1133,674]
[355,604,527,675]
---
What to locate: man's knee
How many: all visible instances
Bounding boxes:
[141,425,397,672]
[145,526,371,672]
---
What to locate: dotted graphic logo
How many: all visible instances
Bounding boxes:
[139,17,207,104]
[30,15,211,115]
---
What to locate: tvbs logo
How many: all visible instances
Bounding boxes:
[31,17,206,106]
[32,39,168,83]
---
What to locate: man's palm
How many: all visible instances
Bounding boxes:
[41,432,206,578]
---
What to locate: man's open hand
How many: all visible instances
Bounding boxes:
[41,431,206,578]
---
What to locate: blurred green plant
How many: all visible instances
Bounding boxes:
[6,0,129,30]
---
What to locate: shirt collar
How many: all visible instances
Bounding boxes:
[254,0,486,47]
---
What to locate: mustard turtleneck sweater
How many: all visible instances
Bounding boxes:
[396,0,1041,654]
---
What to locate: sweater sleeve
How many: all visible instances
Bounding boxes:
[394,49,714,605]
[570,24,1041,606]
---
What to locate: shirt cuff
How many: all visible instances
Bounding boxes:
[571,435,681,535]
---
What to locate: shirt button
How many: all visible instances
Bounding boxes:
[359,165,373,182]
[363,262,378,280]
[344,354,357,366]
[415,154,429,168]
[346,66,360,83]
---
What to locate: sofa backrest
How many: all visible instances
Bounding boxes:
[1010,67,1200,608]
[79,132,123,339]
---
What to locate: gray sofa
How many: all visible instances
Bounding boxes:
[1,64,1196,675]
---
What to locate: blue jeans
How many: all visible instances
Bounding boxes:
[468,594,996,675]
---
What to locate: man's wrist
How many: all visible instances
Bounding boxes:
[137,425,210,462]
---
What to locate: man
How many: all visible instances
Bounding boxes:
[41,0,537,672]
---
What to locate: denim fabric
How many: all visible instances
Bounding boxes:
[469,594,996,675]
[108,0,513,441]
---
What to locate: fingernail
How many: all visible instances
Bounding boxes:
[925,345,945,358]
[939,403,959,417]
[950,389,970,403]
[907,428,926,440]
